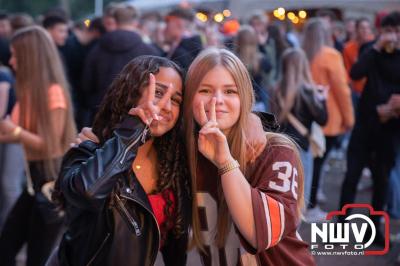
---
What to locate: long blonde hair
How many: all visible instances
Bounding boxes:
[184,48,254,249]
[273,48,316,122]
[302,18,332,61]
[185,48,304,250]
[11,26,76,177]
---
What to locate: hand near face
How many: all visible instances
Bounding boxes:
[374,32,397,52]
[197,97,234,168]
[128,73,174,126]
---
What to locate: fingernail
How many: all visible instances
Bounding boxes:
[154,114,159,120]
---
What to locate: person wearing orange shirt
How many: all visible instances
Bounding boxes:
[302,18,354,222]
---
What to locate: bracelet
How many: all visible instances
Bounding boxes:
[218,159,240,176]
[12,126,22,139]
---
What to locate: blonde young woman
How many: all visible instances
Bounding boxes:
[271,48,327,213]
[0,26,76,266]
[184,48,315,265]
[302,18,354,222]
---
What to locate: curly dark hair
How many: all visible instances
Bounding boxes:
[92,55,191,239]
[52,56,192,240]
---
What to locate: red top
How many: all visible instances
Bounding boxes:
[148,190,175,246]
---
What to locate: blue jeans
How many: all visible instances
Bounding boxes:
[388,137,400,219]
[0,143,25,230]
[300,148,313,207]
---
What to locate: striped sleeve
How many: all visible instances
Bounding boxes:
[259,192,285,248]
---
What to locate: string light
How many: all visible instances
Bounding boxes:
[214,13,224,23]
[299,10,307,19]
[277,7,285,16]
[196,12,208,22]
[223,9,231,17]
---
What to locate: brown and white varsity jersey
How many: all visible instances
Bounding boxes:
[188,142,316,266]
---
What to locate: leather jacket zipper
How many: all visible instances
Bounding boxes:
[119,125,149,165]
[114,193,141,236]
[119,193,161,265]
[86,233,111,266]
[88,126,149,196]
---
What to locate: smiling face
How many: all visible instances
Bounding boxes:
[137,66,183,137]
[192,66,241,133]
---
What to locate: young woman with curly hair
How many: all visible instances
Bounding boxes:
[51,55,191,266]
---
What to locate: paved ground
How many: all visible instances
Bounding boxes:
[299,151,400,266]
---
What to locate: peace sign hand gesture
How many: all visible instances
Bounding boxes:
[128,73,173,126]
[197,97,234,168]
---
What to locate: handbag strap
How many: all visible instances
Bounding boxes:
[287,113,309,137]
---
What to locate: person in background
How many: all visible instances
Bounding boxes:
[81,4,160,127]
[62,19,105,130]
[234,25,271,111]
[339,11,400,246]
[0,64,25,233]
[9,13,34,33]
[138,11,163,45]
[102,2,119,32]
[332,21,347,49]
[0,25,76,266]
[164,7,203,70]
[1,13,34,69]
[302,18,354,222]
[43,15,69,48]
[0,12,12,39]
[344,18,356,42]
[0,12,11,68]
[265,23,290,88]
[271,48,328,211]
[316,9,344,52]
[342,17,374,109]
[248,11,269,50]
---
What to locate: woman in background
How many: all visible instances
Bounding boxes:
[0,26,76,266]
[271,48,327,213]
[302,18,354,222]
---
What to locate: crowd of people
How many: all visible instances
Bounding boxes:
[0,2,399,266]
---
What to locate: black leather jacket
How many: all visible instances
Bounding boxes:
[56,116,189,266]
